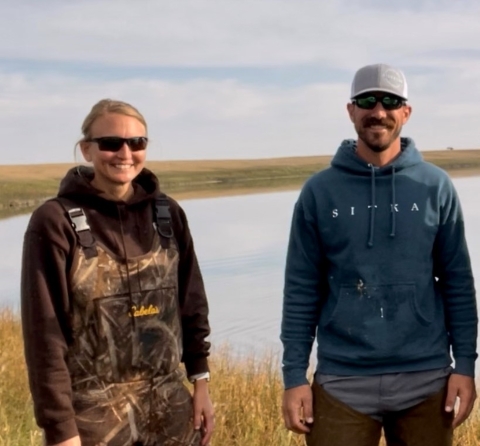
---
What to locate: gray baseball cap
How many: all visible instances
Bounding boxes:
[350,64,408,100]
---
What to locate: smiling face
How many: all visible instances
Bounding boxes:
[80,113,147,198]
[347,92,412,154]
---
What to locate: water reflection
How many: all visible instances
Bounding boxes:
[1,177,480,372]
[180,191,295,354]
[0,214,30,309]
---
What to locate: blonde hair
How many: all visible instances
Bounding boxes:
[75,99,147,156]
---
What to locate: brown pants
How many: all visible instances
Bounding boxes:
[306,381,453,446]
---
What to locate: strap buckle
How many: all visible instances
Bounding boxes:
[154,200,174,239]
[67,208,90,232]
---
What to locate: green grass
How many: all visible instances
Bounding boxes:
[2,150,480,219]
[0,165,322,219]
[0,180,59,219]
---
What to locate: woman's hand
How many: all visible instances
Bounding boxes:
[193,379,214,446]
[49,435,81,446]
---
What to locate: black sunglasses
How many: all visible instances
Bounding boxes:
[86,136,148,152]
[353,94,405,111]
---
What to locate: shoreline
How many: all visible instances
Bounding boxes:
[1,150,480,219]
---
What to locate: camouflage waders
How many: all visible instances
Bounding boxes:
[65,205,201,446]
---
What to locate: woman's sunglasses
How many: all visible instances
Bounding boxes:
[353,94,405,111]
[86,136,148,152]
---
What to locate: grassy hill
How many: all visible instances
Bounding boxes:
[1,149,480,219]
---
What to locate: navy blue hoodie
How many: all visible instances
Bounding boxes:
[281,138,478,389]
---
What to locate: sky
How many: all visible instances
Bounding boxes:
[1,0,480,164]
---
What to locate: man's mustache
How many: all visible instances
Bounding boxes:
[363,117,395,128]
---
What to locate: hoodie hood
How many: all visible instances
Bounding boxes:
[57,165,161,207]
[331,137,423,175]
[330,137,423,247]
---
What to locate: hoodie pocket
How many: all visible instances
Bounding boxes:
[323,282,432,353]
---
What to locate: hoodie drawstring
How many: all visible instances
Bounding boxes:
[368,164,376,248]
[368,164,398,247]
[390,166,396,238]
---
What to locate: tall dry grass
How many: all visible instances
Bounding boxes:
[0,309,42,446]
[0,309,478,445]
[208,347,305,445]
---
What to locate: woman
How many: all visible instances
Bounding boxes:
[21,99,214,446]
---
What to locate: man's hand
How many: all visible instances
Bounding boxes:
[282,384,314,434]
[193,379,214,445]
[445,373,477,428]
[50,435,81,446]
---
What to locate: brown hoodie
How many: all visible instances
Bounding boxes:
[21,166,210,444]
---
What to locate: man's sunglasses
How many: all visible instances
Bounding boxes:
[353,95,405,111]
[86,136,148,152]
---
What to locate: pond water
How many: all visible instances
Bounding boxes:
[1,177,479,374]
[0,190,294,355]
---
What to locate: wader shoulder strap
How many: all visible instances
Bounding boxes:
[55,198,98,259]
[56,196,173,254]
[153,196,174,249]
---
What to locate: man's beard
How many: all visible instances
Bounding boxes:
[356,117,401,153]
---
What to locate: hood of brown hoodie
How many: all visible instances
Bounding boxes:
[57,165,164,259]
[58,165,161,207]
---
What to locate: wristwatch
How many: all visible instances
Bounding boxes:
[189,372,211,383]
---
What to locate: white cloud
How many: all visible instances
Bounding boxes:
[0,1,480,164]
[0,68,479,165]
[0,71,353,163]
[2,1,480,69]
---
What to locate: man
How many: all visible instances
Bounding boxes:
[280,63,478,446]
